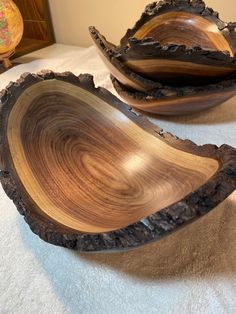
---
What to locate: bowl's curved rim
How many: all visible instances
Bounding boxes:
[90,26,236,93]
[120,37,236,68]
[120,0,236,55]
[0,71,236,252]
[111,72,236,100]
[89,26,160,92]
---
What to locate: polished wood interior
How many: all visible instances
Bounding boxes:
[89,27,157,92]
[7,80,219,233]
[133,11,234,56]
[112,76,236,115]
[124,58,236,85]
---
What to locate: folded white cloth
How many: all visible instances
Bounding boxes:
[0,44,236,314]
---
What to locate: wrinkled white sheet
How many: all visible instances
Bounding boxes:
[0,44,236,314]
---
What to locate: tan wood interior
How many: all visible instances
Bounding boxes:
[124,58,236,82]
[96,48,148,92]
[7,80,219,233]
[117,89,236,115]
[133,11,234,56]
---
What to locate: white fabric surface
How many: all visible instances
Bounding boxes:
[0,44,236,314]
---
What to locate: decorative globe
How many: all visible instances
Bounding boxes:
[0,0,23,55]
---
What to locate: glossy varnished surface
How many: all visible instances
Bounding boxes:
[1,72,236,251]
[7,79,218,232]
[124,58,236,85]
[112,76,236,115]
[132,11,234,56]
[89,26,159,92]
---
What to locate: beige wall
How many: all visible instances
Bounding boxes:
[48,0,236,47]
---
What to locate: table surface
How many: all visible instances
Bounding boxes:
[0,44,236,314]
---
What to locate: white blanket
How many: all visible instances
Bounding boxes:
[0,44,236,314]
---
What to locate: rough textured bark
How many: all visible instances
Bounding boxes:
[119,38,236,85]
[120,0,236,54]
[121,38,236,66]
[0,71,236,252]
[111,73,236,115]
[90,1,236,86]
[89,26,160,92]
[90,26,236,113]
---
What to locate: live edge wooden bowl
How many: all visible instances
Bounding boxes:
[90,26,236,115]
[89,26,163,92]
[90,0,236,86]
[1,71,236,252]
[120,38,236,86]
[119,0,236,86]
[111,74,236,115]
[120,0,236,53]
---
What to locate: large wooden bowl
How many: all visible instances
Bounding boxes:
[120,0,236,54]
[1,71,236,252]
[112,75,236,115]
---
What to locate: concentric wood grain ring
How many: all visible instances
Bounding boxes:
[6,79,218,232]
[120,1,236,56]
[132,12,234,56]
[1,72,236,251]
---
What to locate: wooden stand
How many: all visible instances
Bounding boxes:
[0,51,13,71]
[0,51,20,74]
[0,50,15,70]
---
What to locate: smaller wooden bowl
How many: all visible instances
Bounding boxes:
[112,75,236,115]
[120,0,236,55]
[120,38,236,86]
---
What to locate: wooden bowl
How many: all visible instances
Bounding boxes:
[120,0,236,55]
[112,75,236,115]
[120,38,236,86]
[1,71,236,251]
[118,0,236,85]
[89,26,160,92]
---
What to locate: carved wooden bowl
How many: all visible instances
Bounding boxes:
[112,75,236,115]
[91,0,236,86]
[120,1,236,53]
[0,71,236,251]
[89,26,160,92]
[120,38,236,86]
[89,27,236,115]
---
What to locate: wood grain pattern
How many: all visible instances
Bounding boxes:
[111,75,236,115]
[23,20,48,41]
[116,0,236,85]
[121,38,236,86]
[125,58,236,85]
[13,0,54,57]
[1,72,236,251]
[14,0,44,20]
[120,0,236,56]
[132,12,233,55]
[89,26,159,92]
